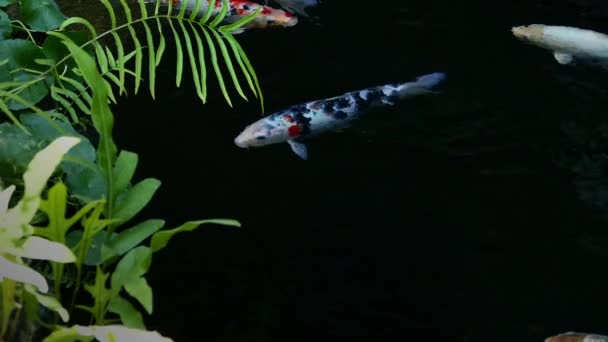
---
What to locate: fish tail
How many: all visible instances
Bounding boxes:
[414,72,447,90]
[396,72,447,99]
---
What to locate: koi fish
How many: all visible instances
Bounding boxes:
[146,0,298,32]
[545,332,608,342]
[234,72,447,160]
[512,24,608,68]
[267,0,320,17]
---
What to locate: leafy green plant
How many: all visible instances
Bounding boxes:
[0,0,257,340]
[0,0,264,130]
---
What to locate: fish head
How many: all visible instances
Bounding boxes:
[234,117,288,148]
[512,24,547,46]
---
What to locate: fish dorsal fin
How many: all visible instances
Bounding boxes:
[288,140,308,160]
[554,52,574,64]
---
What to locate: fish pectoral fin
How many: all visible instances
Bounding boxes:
[288,140,308,160]
[553,52,574,64]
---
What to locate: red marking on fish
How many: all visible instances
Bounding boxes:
[261,7,272,15]
[284,114,294,122]
[288,125,302,137]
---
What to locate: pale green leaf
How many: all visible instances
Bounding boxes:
[150,219,241,253]
[112,178,161,226]
[15,236,76,262]
[108,295,145,329]
[24,284,69,322]
[0,255,48,293]
[102,219,165,262]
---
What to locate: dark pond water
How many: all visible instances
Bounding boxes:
[111,0,608,341]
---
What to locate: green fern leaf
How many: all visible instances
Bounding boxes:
[201,26,232,107]
[154,17,166,67]
[188,21,207,102]
[141,20,157,99]
[167,18,184,87]
[209,0,230,28]
[212,29,246,101]
[50,86,78,122]
[178,20,203,101]
[189,0,204,21]
[52,85,91,116]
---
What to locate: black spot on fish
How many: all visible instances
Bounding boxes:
[321,100,336,112]
[292,108,312,135]
[256,136,266,140]
[333,111,347,119]
[385,95,400,105]
[334,97,350,109]
[355,90,380,110]
[290,104,308,116]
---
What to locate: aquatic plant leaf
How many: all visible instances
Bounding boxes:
[201,26,231,106]
[111,151,138,198]
[0,122,46,185]
[178,18,203,100]
[0,0,16,7]
[123,276,152,314]
[102,219,165,262]
[66,230,115,266]
[3,137,80,230]
[42,30,91,64]
[20,113,107,203]
[108,295,145,328]
[168,17,184,87]
[0,255,48,293]
[211,28,246,101]
[209,0,230,27]
[111,246,151,291]
[11,236,75,262]
[112,178,161,227]
[0,39,53,110]
[188,21,207,102]
[44,325,172,342]
[150,219,241,253]
[20,0,66,31]
[111,246,153,316]
[23,284,69,322]
[41,327,94,342]
[53,34,118,207]
[0,10,10,40]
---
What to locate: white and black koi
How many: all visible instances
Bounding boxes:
[512,24,608,68]
[234,72,447,160]
[545,332,608,342]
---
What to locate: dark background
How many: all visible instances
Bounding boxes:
[112,1,608,341]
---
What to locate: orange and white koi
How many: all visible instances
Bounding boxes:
[148,0,298,32]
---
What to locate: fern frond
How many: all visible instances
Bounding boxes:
[201,25,232,107]
[50,86,79,122]
[2,0,266,127]
[209,28,247,101]
[52,85,92,116]
[178,19,203,101]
